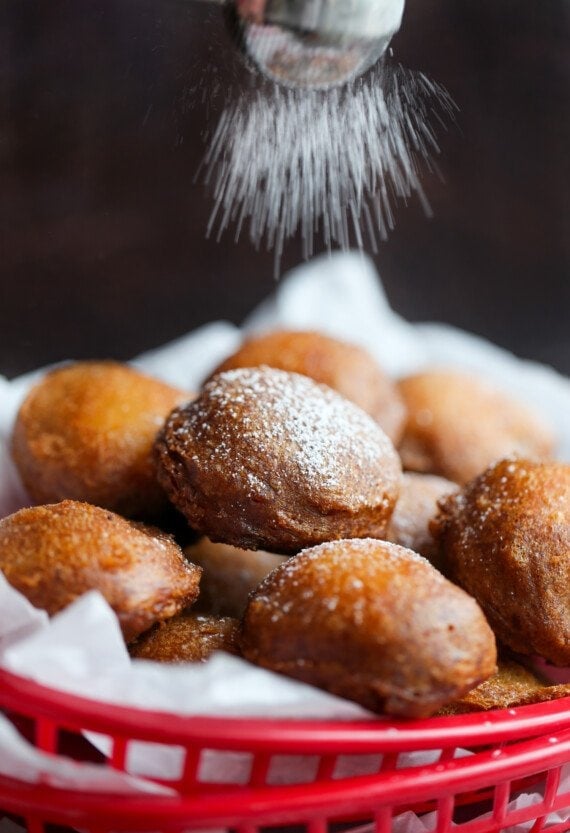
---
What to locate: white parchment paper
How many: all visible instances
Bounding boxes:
[0,252,569,829]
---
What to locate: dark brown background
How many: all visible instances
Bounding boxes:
[1,0,568,379]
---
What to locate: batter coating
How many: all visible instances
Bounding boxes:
[386,472,457,569]
[155,367,402,554]
[438,656,570,714]
[11,361,190,518]
[241,539,497,718]
[0,500,201,643]
[397,370,555,484]
[186,537,287,617]
[210,330,406,443]
[432,459,570,666]
[129,612,240,663]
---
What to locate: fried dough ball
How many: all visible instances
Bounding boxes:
[185,537,287,618]
[0,500,201,643]
[11,361,190,518]
[210,330,406,443]
[386,473,457,568]
[397,370,555,484]
[155,367,402,554]
[432,459,570,666]
[241,539,497,718]
[438,657,570,715]
[129,612,240,663]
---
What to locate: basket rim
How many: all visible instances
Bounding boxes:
[2,666,570,752]
[2,727,570,829]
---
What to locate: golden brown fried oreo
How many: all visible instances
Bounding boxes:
[155,367,402,554]
[210,330,406,443]
[397,370,555,484]
[433,459,570,666]
[186,537,287,618]
[11,361,190,518]
[129,612,240,663]
[0,500,201,643]
[241,539,497,718]
[438,657,570,714]
[386,472,457,569]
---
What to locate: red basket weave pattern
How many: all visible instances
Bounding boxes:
[1,668,569,832]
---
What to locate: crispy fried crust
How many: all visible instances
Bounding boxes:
[438,657,570,714]
[186,537,287,618]
[155,367,402,554]
[0,500,201,643]
[432,459,570,666]
[386,472,457,569]
[129,612,240,663]
[210,330,406,443]
[11,361,190,518]
[241,539,497,718]
[397,371,555,484]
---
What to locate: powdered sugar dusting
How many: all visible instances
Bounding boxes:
[157,366,402,551]
[296,537,429,566]
[438,457,570,555]
[249,538,435,630]
[201,64,457,273]
[187,367,398,501]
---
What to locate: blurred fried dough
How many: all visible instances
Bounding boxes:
[433,459,570,666]
[0,500,201,643]
[11,361,190,518]
[155,367,402,554]
[210,330,406,443]
[398,371,555,484]
[186,537,287,617]
[129,612,240,663]
[386,472,457,568]
[241,539,497,718]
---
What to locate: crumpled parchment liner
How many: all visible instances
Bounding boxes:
[0,252,569,831]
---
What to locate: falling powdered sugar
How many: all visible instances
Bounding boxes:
[201,63,457,270]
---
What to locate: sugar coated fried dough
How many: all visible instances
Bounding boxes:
[432,459,570,666]
[11,361,190,518]
[241,539,497,718]
[397,371,555,484]
[438,657,570,715]
[129,612,240,663]
[185,537,287,617]
[210,330,406,443]
[155,367,402,554]
[0,500,201,643]
[386,472,457,568]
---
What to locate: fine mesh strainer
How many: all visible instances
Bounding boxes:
[225,0,405,88]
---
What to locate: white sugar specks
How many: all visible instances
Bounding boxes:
[157,365,404,550]
[249,537,434,631]
[184,367,399,498]
[201,63,456,272]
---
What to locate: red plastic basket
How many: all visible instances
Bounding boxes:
[1,668,570,832]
